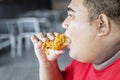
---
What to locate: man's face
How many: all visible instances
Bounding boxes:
[62,0,100,63]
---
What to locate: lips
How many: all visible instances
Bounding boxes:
[67,44,71,48]
[64,34,71,49]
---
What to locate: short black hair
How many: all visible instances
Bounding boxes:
[83,0,120,25]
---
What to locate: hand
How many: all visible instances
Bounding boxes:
[31,32,64,64]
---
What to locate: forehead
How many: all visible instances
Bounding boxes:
[68,0,88,17]
[68,0,84,11]
[67,0,90,23]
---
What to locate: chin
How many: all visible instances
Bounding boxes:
[69,50,92,63]
[69,50,79,60]
[68,50,75,59]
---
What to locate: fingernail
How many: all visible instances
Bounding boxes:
[31,35,38,43]
[34,39,38,43]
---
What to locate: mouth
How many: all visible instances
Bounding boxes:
[64,33,71,48]
[67,44,71,48]
[66,40,71,49]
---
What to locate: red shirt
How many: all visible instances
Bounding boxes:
[63,58,120,80]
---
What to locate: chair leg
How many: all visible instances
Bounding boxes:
[17,37,22,56]
[46,22,50,32]
[10,36,16,58]
[25,37,31,50]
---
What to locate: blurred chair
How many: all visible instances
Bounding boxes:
[22,10,52,32]
[18,10,61,32]
[17,17,40,56]
[32,10,60,32]
[0,19,17,57]
[38,17,51,33]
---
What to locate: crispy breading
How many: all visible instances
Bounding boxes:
[41,34,70,55]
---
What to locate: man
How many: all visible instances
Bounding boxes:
[31,0,120,80]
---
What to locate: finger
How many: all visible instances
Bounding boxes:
[31,35,39,44]
[54,32,60,36]
[47,33,54,40]
[34,41,42,49]
[37,32,47,42]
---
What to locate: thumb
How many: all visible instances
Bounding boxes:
[47,49,64,61]
[54,50,65,55]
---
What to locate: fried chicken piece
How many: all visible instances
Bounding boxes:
[41,34,70,55]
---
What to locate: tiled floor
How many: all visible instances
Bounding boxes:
[0,46,71,80]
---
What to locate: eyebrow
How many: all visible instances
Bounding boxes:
[67,7,75,12]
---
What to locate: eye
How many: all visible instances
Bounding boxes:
[68,14,72,17]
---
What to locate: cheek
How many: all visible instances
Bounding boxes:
[69,28,89,57]
[70,24,91,45]
[68,24,97,62]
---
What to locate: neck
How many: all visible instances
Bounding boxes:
[94,50,120,70]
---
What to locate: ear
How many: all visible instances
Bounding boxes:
[96,14,110,37]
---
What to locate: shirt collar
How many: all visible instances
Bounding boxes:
[93,50,120,70]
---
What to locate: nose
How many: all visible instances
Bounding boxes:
[62,18,69,29]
